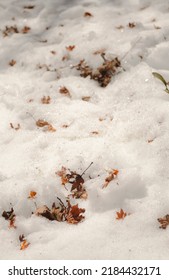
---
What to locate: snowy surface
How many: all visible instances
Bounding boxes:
[1,0,169,260]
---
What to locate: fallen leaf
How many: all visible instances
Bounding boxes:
[158,214,169,229]
[21,26,31,33]
[47,124,56,132]
[19,235,30,250]
[50,50,56,55]
[2,207,16,229]
[116,209,127,220]
[36,119,49,127]
[91,131,99,135]
[103,169,119,188]
[28,191,37,199]
[9,217,16,229]
[84,12,93,17]
[24,5,35,9]
[41,96,51,104]
[66,45,75,51]
[116,25,124,30]
[93,48,106,55]
[66,202,85,224]
[59,86,71,97]
[56,166,69,185]
[82,96,91,101]
[9,59,16,66]
[128,22,136,28]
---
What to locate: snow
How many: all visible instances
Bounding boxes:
[0,0,169,260]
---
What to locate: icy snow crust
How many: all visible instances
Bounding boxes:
[1,0,169,259]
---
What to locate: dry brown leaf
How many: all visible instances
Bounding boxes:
[21,26,31,33]
[158,214,169,229]
[50,50,56,55]
[66,202,85,224]
[116,209,127,220]
[82,96,91,101]
[84,12,93,17]
[9,59,16,66]
[66,45,75,51]
[47,124,56,132]
[41,96,51,104]
[36,119,49,127]
[2,25,19,37]
[56,166,69,185]
[91,131,99,135]
[2,207,16,229]
[9,217,16,229]
[93,48,106,55]
[28,191,37,199]
[128,22,136,28]
[19,235,30,250]
[103,169,119,188]
[10,123,20,130]
[24,5,35,9]
[59,86,71,97]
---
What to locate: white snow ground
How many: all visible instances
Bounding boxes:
[1,0,169,260]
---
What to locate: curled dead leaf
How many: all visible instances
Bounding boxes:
[19,235,30,250]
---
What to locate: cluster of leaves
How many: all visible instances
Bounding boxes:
[34,198,85,224]
[2,25,31,37]
[73,53,121,87]
[56,164,93,199]
[153,72,169,93]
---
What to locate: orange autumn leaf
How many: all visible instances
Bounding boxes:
[20,240,30,250]
[103,169,119,188]
[66,45,75,51]
[28,191,37,199]
[116,209,127,220]
[19,235,30,250]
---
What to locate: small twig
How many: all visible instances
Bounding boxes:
[80,162,93,177]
